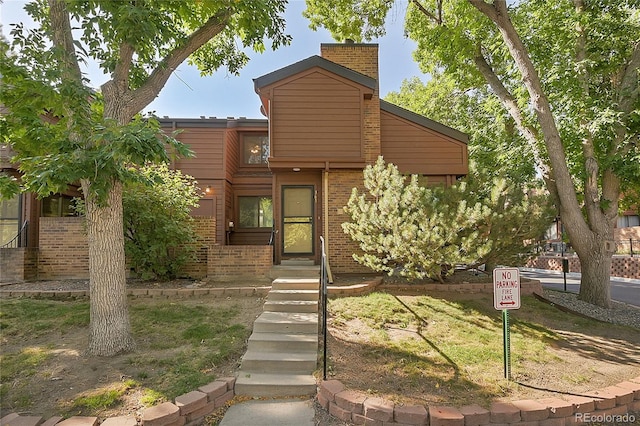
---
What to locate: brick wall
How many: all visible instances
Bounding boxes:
[38,217,90,279]
[207,245,273,279]
[0,247,37,282]
[181,216,217,279]
[527,255,640,279]
[326,170,372,274]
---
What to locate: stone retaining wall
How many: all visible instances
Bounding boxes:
[318,378,640,426]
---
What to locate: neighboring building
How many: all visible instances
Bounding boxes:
[1,42,470,279]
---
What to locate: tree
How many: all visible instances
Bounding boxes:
[344,157,552,280]
[304,0,640,307]
[123,164,201,281]
[1,0,289,355]
[343,157,493,282]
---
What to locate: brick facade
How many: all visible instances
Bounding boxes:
[0,247,37,282]
[207,245,273,279]
[38,217,90,279]
[325,170,372,274]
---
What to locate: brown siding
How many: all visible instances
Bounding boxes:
[225,129,239,182]
[173,128,225,180]
[269,70,364,160]
[380,110,468,175]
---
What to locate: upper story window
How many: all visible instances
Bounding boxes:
[242,134,269,165]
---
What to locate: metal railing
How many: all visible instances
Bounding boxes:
[320,236,329,381]
[1,221,28,248]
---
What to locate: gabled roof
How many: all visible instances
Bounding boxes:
[380,100,469,144]
[253,55,377,91]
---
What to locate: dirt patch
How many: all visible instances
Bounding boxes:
[0,293,265,420]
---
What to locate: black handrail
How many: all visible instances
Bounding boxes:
[1,221,28,249]
[320,236,329,381]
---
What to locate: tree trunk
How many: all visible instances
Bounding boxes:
[84,180,136,356]
[576,242,612,309]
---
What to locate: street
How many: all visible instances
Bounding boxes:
[520,269,640,307]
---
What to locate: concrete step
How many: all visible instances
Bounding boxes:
[234,372,317,397]
[263,299,318,313]
[269,265,320,279]
[247,332,318,353]
[267,289,319,301]
[253,311,318,334]
[271,278,319,291]
[240,350,317,373]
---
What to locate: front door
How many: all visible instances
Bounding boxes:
[282,186,314,256]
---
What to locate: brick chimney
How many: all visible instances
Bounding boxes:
[321,42,380,163]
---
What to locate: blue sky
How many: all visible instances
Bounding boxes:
[1,0,428,119]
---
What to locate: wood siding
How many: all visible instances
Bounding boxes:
[380,110,468,176]
[268,70,364,161]
[173,128,225,180]
[225,130,239,182]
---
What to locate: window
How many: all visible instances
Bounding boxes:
[617,215,640,228]
[238,197,273,228]
[242,134,269,165]
[41,195,76,217]
[0,195,20,246]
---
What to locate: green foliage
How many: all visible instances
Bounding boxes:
[122,164,200,280]
[343,158,552,279]
[450,174,555,270]
[343,157,492,281]
[0,0,290,203]
[303,0,394,42]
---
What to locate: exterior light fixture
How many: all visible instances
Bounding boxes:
[293,167,301,172]
[205,185,212,195]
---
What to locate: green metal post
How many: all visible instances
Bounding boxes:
[503,309,511,380]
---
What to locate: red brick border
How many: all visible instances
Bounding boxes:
[318,377,640,426]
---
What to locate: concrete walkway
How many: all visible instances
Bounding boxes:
[219,400,315,426]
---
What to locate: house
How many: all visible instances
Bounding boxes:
[161,42,469,273]
[1,42,470,281]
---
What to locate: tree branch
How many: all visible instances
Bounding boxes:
[47,0,82,82]
[127,9,232,114]
[573,0,602,230]
[113,42,135,92]
[467,0,590,243]
[617,40,640,115]
[473,46,551,181]
[410,0,442,25]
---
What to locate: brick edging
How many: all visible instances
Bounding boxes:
[318,378,640,425]
[0,377,236,426]
[0,286,272,299]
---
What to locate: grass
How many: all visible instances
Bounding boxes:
[327,291,639,406]
[0,296,254,417]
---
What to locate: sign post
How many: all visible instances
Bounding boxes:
[493,268,521,380]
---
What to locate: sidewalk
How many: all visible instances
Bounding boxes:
[219,399,315,426]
